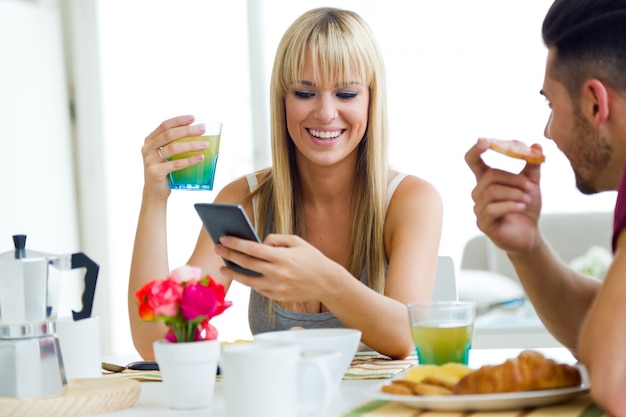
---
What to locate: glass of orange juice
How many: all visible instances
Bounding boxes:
[407,301,476,365]
[168,120,222,190]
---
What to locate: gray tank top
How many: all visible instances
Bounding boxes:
[247,172,407,334]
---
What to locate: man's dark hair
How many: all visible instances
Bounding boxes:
[542,0,626,101]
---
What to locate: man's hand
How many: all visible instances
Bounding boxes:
[465,138,544,255]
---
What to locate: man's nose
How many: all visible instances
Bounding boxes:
[544,114,553,140]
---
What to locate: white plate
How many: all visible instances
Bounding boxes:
[368,365,590,411]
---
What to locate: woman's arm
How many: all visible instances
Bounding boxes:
[128,114,252,359]
[215,175,443,359]
[128,115,207,359]
[346,175,443,357]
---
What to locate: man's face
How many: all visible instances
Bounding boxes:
[541,48,613,194]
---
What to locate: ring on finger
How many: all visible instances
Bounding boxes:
[157,146,166,160]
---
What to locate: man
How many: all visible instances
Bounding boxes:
[465,0,626,414]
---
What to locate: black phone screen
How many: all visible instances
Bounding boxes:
[194,203,262,277]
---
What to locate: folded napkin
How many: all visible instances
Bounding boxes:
[102,368,162,382]
[343,352,417,380]
[340,394,607,417]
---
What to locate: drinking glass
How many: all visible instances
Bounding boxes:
[168,120,222,190]
[407,301,476,365]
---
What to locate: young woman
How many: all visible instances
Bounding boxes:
[129,7,443,360]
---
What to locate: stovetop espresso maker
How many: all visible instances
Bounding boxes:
[0,234,99,398]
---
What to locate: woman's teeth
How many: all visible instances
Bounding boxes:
[308,129,341,139]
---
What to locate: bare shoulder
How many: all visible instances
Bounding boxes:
[213,169,270,217]
[213,176,251,203]
[383,172,443,289]
[214,170,267,201]
[388,172,442,210]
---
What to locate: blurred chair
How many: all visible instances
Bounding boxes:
[432,255,458,302]
[459,211,612,348]
[461,211,612,284]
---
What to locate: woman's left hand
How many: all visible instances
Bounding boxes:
[215,234,340,302]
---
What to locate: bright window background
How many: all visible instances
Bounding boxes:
[97,0,617,354]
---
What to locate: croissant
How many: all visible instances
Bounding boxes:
[454,350,581,395]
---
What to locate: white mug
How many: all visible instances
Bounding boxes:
[54,316,101,380]
[220,341,336,417]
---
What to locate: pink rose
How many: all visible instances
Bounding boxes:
[169,265,203,282]
[181,281,220,320]
[148,278,182,317]
[197,321,218,341]
[181,279,232,321]
[136,265,232,343]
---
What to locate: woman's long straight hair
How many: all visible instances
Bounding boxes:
[250,7,390,312]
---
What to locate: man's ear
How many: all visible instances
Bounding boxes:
[581,79,609,129]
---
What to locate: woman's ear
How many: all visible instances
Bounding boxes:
[581,79,609,129]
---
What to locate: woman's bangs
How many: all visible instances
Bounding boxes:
[310,37,370,88]
[281,34,370,89]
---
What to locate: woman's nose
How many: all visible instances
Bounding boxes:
[315,96,337,122]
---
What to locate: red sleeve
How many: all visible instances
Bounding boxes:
[612,167,626,252]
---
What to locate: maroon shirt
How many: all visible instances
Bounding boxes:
[612,166,626,252]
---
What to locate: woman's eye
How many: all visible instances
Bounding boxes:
[337,92,357,99]
[294,91,314,99]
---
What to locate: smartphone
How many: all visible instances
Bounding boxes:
[126,360,159,371]
[126,360,220,375]
[194,203,263,277]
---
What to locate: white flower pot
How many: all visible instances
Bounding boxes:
[153,338,221,410]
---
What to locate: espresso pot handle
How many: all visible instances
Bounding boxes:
[71,252,100,320]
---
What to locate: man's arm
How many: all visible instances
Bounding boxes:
[507,234,601,353]
[578,234,626,414]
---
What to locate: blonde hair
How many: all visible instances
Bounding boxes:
[252,7,389,296]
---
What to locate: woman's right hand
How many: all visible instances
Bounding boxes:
[141,115,208,201]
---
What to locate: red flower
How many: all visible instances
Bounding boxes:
[206,278,232,316]
[136,283,155,320]
[135,266,231,343]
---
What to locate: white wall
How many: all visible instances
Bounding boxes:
[0,0,87,319]
[0,0,77,252]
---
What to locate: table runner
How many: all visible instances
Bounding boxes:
[339,394,607,417]
[343,352,417,380]
[102,369,161,382]
[102,352,416,382]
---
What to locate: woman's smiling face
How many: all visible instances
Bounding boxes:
[284,56,370,169]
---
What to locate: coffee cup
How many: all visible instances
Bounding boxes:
[220,341,336,417]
